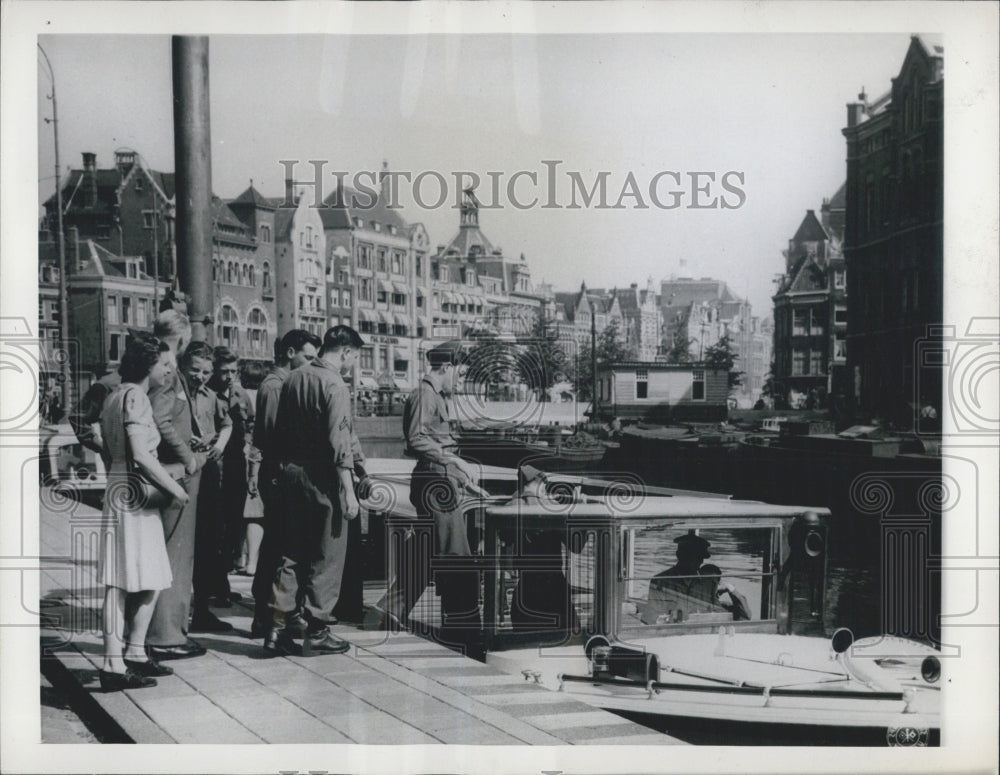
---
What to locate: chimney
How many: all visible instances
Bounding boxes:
[846,102,865,128]
[284,174,294,206]
[114,150,136,178]
[82,152,98,208]
[379,159,389,200]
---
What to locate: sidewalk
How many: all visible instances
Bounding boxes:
[40,493,684,745]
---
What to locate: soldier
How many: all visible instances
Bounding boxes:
[248,330,321,637]
[265,325,367,657]
[400,340,487,638]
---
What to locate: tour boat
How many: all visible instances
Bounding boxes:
[361,460,941,746]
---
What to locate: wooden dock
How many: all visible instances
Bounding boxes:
[39,493,685,745]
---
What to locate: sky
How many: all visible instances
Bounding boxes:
[38,33,920,316]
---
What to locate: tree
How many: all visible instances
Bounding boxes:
[665,334,694,364]
[466,332,519,400]
[516,316,573,401]
[703,334,744,389]
[575,318,636,400]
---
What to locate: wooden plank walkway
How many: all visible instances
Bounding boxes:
[39,493,684,745]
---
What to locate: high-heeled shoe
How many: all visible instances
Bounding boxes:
[124,657,173,677]
[99,669,157,692]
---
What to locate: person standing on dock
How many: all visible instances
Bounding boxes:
[265,325,366,658]
[398,340,487,640]
[248,330,321,638]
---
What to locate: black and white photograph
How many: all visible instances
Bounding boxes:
[1,2,997,773]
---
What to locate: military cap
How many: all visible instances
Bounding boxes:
[426,340,465,366]
[674,533,711,558]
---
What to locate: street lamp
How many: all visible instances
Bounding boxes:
[38,44,72,413]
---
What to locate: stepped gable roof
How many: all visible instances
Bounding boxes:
[792,209,829,243]
[777,252,828,296]
[231,184,276,210]
[320,186,411,233]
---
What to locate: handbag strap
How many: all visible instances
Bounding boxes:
[120,384,140,475]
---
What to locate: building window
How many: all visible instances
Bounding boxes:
[142,210,156,229]
[635,369,648,399]
[392,252,404,275]
[358,244,372,269]
[834,270,846,290]
[109,333,122,362]
[359,347,374,371]
[392,293,406,307]
[834,333,847,362]
[359,279,372,302]
[227,262,235,284]
[431,261,439,281]
[379,347,389,372]
[809,308,823,336]
[354,217,364,229]
[466,270,476,287]
[135,177,144,192]
[416,294,424,309]
[137,298,148,328]
[305,226,313,248]
[262,261,271,292]
[299,295,305,311]
[377,248,387,273]
[792,350,806,376]
[792,309,808,336]
[106,296,118,324]
[433,292,440,310]
[377,291,387,305]
[342,289,352,307]
[416,255,423,279]
[691,369,705,401]
[122,296,132,325]
[338,270,348,284]
[247,308,267,355]
[810,350,824,376]
[834,306,847,325]
[373,222,381,233]
[218,305,239,351]
[440,265,449,283]
[260,224,271,243]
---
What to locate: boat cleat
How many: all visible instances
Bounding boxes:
[521,668,542,684]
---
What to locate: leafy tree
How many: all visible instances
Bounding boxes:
[516,316,573,401]
[575,318,636,400]
[703,334,744,389]
[665,334,694,364]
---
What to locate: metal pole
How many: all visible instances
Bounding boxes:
[590,299,598,421]
[152,203,159,309]
[171,36,214,343]
[38,45,72,412]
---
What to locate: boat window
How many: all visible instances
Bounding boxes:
[619,525,779,628]
[488,525,596,640]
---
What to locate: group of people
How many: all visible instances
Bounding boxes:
[74,311,487,691]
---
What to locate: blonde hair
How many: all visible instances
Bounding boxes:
[153,309,191,340]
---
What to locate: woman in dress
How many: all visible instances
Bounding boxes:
[98,336,188,691]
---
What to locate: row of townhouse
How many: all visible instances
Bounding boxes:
[39,153,554,398]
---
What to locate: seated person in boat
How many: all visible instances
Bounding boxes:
[643,534,750,623]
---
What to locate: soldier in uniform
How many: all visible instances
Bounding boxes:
[248,330,321,637]
[398,340,487,638]
[265,325,367,657]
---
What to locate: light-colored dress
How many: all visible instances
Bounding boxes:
[98,385,173,592]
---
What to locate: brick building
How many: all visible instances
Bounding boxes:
[842,36,944,426]
[771,188,848,408]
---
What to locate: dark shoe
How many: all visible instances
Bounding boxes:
[286,611,308,636]
[302,628,350,657]
[249,617,270,638]
[99,669,156,692]
[190,611,234,632]
[146,639,207,661]
[263,628,297,657]
[124,658,174,677]
[208,595,233,609]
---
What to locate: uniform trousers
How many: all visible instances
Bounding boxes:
[146,469,202,646]
[250,474,280,625]
[270,462,348,629]
[193,459,229,605]
[220,452,249,577]
[384,464,480,630]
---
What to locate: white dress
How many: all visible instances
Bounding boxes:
[97,385,173,592]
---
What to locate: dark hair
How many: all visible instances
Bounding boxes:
[279,329,322,364]
[272,336,284,363]
[213,345,238,368]
[180,340,214,366]
[120,337,169,383]
[320,325,364,354]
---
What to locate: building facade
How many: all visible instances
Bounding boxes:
[842,36,943,427]
[595,361,729,423]
[771,189,848,408]
[616,279,662,362]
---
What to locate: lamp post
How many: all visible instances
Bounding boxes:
[590,297,598,421]
[38,44,72,412]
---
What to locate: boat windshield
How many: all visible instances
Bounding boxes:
[620,525,780,629]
